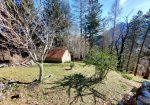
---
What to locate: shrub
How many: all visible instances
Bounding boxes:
[70,62,75,70]
[84,51,117,81]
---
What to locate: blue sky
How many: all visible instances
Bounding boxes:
[101,0,150,19]
[34,0,150,21]
[33,0,150,34]
[34,0,150,17]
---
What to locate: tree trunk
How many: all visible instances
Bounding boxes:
[117,34,128,70]
[110,15,116,54]
[118,40,124,69]
[143,67,150,79]
[117,21,129,70]
[89,32,93,55]
[134,27,149,76]
[126,31,136,72]
[38,63,43,82]
[79,0,83,60]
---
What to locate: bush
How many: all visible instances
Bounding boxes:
[84,51,117,81]
[70,62,75,70]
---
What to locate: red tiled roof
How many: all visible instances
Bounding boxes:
[46,48,67,60]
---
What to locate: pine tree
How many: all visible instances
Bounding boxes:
[134,9,150,76]
[84,0,103,51]
[126,11,144,72]
[44,0,70,47]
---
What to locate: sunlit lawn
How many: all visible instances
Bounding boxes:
[0,62,146,105]
[0,62,95,83]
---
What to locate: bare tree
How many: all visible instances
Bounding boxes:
[0,1,67,82]
[115,17,130,71]
[109,0,121,53]
[67,35,89,60]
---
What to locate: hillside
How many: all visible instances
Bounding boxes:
[0,63,146,105]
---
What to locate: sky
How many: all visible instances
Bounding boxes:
[34,0,150,20]
[101,0,150,20]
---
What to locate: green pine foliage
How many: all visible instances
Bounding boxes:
[84,51,117,81]
[84,0,103,49]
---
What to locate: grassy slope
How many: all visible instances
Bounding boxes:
[0,62,146,105]
[0,63,95,82]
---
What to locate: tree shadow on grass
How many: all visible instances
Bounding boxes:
[51,73,106,105]
[0,78,39,89]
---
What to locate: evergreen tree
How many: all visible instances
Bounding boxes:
[43,0,70,47]
[134,9,150,76]
[71,0,89,59]
[84,0,103,51]
[44,0,69,32]
[125,11,144,71]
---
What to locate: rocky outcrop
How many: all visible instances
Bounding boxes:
[119,81,150,105]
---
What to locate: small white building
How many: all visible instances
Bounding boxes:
[45,48,71,63]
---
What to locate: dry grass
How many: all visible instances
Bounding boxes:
[0,63,94,83]
[0,62,146,105]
